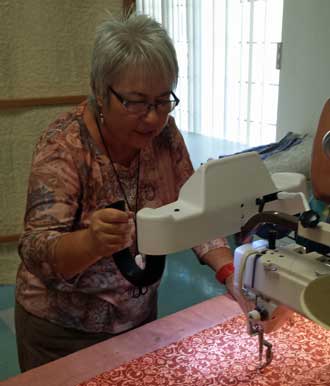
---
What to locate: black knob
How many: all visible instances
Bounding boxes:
[299,210,320,228]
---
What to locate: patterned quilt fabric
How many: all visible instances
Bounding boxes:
[78,313,330,386]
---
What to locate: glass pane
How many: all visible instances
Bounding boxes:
[263,84,279,124]
[249,121,263,147]
[250,83,263,124]
[253,0,266,43]
[136,0,284,146]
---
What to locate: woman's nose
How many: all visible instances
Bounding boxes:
[141,107,164,125]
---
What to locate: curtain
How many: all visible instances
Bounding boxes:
[136,0,283,147]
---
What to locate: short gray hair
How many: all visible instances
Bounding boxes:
[90,14,179,106]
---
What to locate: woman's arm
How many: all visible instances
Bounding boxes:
[53,208,134,279]
[19,127,134,285]
[198,246,233,272]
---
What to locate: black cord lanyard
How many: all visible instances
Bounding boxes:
[95,114,166,297]
[97,118,140,217]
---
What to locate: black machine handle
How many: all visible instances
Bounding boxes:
[107,201,166,289]
[239,211,299,249]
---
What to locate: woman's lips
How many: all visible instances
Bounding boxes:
[134,129,156,135]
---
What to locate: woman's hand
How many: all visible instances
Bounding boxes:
[86,208,135,257]
[53,208,135,279]
[225,273,294,334]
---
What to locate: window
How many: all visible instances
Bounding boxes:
[136,0,283,147]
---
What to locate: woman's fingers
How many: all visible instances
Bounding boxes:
[98,208,134,223]
[87,208,135,255]
[96,220,133,236]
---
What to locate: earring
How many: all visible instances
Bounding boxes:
[98,107,104,124]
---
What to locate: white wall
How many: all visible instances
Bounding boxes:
[277,0,330,139]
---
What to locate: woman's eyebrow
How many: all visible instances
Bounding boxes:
[124,90,172,98]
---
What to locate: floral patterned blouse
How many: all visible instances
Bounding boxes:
[17,101,228,334]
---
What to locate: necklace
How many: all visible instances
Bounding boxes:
[99,127,140,214]
[94,113,166,297]
[96,116,146,270]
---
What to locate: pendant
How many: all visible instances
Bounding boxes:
[135,253,146,270]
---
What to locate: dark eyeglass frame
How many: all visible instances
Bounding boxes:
[109,86,180,115]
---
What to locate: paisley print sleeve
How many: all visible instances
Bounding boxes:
[18,130,82,287]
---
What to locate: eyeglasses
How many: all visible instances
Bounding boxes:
[109,86,180,115]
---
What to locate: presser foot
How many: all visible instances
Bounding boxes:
[248,321,273,370]
[258,335,273,370]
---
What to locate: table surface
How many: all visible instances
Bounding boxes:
[2,295,241,386]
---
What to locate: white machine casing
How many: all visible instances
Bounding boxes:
[137,152,307,255]
[234,241,330,330]
[137,152,330,330]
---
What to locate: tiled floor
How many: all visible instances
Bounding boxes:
[182,131,245,169]
[158,249,227,319]
[0,285,19,380]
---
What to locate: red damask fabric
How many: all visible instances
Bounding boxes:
[78,313,330,386]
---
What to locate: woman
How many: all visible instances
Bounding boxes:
[15,14,285,372]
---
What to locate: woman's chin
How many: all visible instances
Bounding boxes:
[133,130,158,145]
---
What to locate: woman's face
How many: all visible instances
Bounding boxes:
[101,74,174,153]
